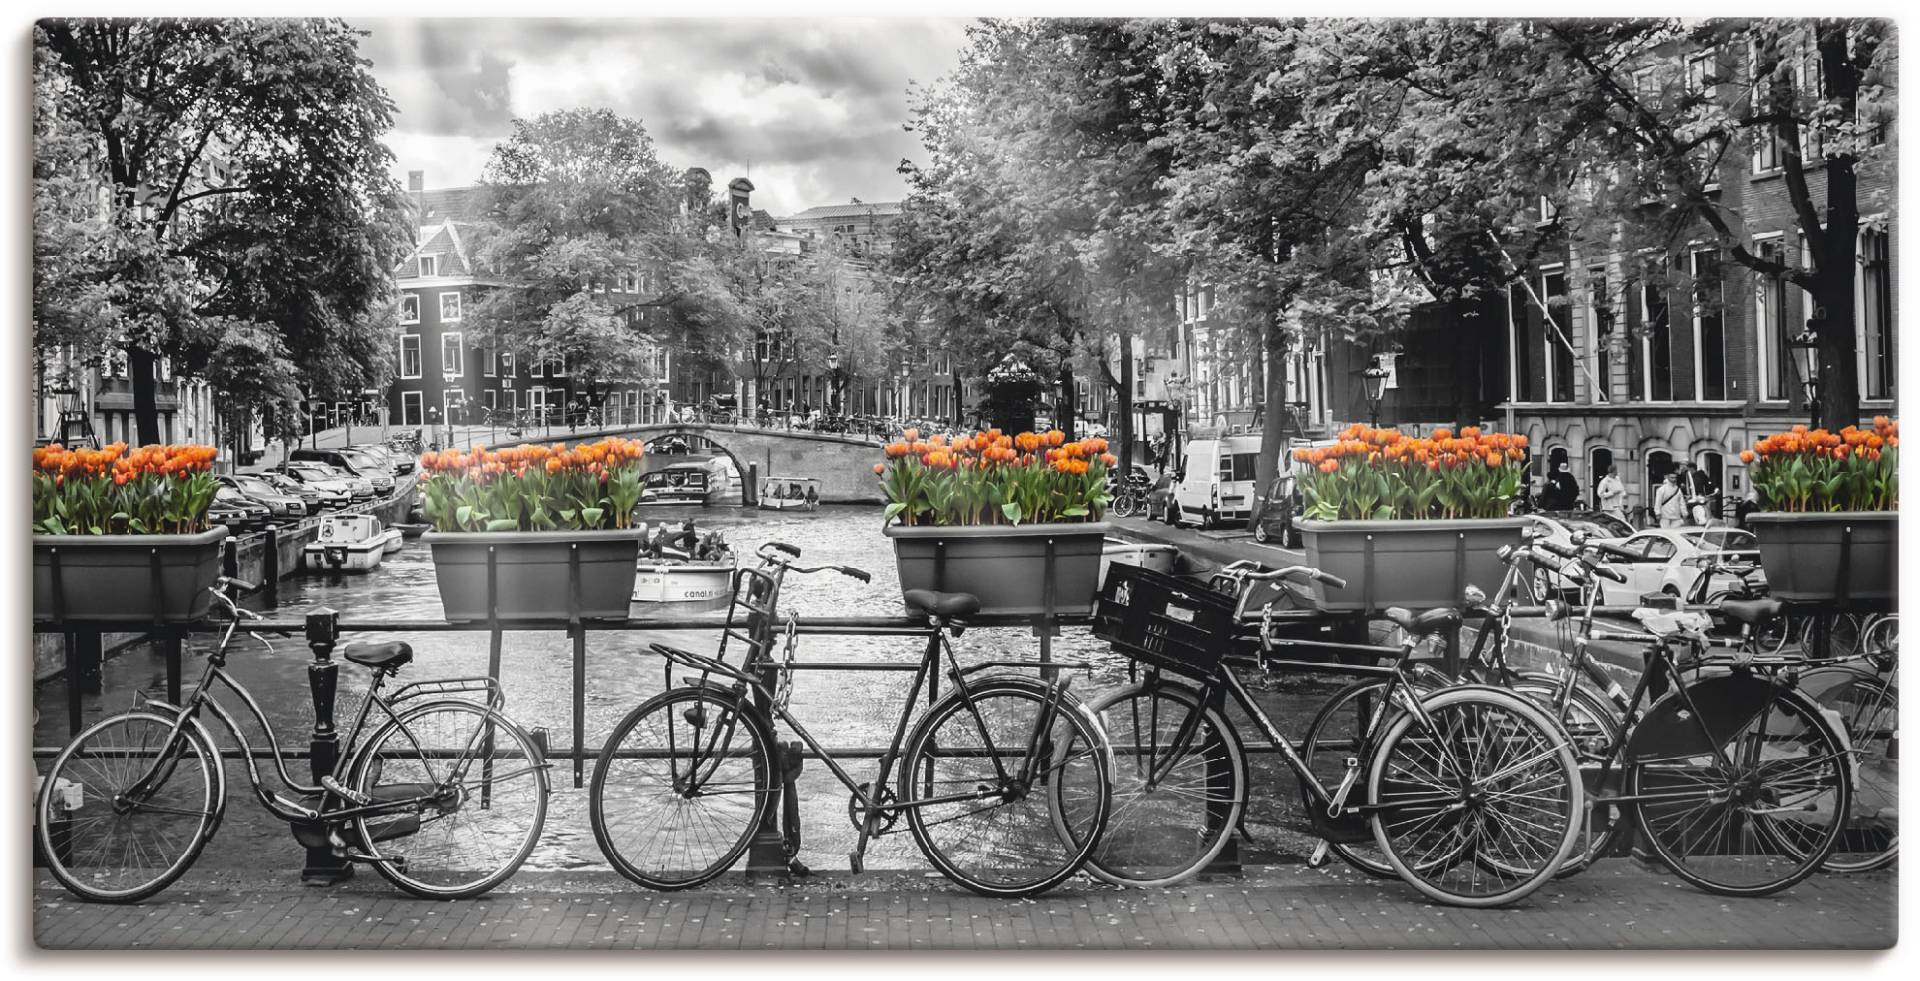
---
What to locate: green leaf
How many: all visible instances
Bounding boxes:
[456,505,474,527]
[883,502,908,524]
[1063,506,1089,517]
[484,518,521,532]
[1001,502,1023,524]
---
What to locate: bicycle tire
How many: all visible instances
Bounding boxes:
[1299,678,1402,878]
[1809,673,1897,873]
[1368,687,1584,908]
[589,686,774,890]
[348,699,549,900]
[1109,491,1137,518]
[36,711,225,904]
[1082,681,1246,887]
[902,677,1111,897]
[1631,684,1851,897]
[1507,676,1625,877]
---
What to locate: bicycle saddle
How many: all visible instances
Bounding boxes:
[1383,607,1461,638]
[903,589,981,622]
[1716,597,1784,626]
[343,641,413,670]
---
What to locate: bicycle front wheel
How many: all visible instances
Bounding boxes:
[1814,674,1897,872]
[1368,687,1583,908]
[36,711,224,903]
[1300,678,1402,878]
[1631,685,1851,897]
[1084,680,1245,887]
[590,686,774,890]
[348,700,550,900]
[902,678,1112,897]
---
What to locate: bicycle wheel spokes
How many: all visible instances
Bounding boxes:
[1370,691,1582,908]
[905,683,1109,897]
[353,701,549,900]
[1632,692,1850,896]
[37,712,221,903]
[589,688,773,890]
[1817,676,1897,872]
[1087,683,1244,886]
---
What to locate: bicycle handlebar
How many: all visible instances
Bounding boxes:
[1218,561,1347,590]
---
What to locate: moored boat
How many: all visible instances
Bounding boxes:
[304,514,404,573]
[640,462,711,506]
[758,476,820,511]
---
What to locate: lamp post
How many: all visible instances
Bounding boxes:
[827,351,846,417]
[1362,358,1391,428]
[365,388,385,441]
[442,366,460,448]
[1789,322,1822,427]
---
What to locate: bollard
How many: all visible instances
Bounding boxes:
[300,607,351,884]
[263,526,280,608]
[745,463,758,507]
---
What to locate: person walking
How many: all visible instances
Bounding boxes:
[1655,471,1689,528]
[1544,462,1580,511]
[1677,462,1711,525]
[1596,464,1628,523]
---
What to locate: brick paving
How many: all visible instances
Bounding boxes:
[33,860,1893,950]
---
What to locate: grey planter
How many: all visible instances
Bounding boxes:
[1746,511,1897,603]
[885,522,1110,618]
[424,528,643,622]
[1296,516,1529,613]
[33,526,232,624]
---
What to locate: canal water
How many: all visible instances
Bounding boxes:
[34,503,1351,880]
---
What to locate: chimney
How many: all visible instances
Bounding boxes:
[408,170,425,193]
[727,177,755,241]
[407,170,426,238]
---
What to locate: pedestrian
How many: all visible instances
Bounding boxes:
[1544,462,1579,511]
[1655,471,1688,528]
[1596,464,1628,522]
[1677,463,1710,525]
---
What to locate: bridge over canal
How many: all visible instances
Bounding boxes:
[499,423,886,504]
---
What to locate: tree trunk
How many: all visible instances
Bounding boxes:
[1058,361,1076,442]
[130,347,161,445]
[1813,170,1862,432]
[1250,323,1291,530]
[1117,332,1135,477]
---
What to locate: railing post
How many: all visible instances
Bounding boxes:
[301,606,351,884]
[263,525,280,608]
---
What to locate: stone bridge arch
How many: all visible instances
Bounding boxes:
[611,424,886,504]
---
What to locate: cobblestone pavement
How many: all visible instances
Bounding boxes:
[33,860,1893,950]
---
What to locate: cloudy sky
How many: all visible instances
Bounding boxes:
[354,18,970,217]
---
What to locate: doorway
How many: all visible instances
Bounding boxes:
[1588,447,1614,511]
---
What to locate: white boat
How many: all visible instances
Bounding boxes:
[759,476,820,511]
[1099,537,1179,587]
[640,462,712,506]
[633,557,737,610]
[304,514,403,573]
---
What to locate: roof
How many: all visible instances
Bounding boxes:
[779,201,903,222]
[398,185,490,280]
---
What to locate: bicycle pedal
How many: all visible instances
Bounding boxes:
[788,859,813,877]
[321,776,374,806]
[1307,840,1332,867]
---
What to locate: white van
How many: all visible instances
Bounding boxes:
[1164,433,1267,529]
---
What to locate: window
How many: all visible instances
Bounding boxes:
[399,335,422,379]
[1692,248,1726,400]
[441,331,463,378]
[1589,269,1613,402]
[529,356,544,378]
[1754,237,1792,400]
[483,389,497,412]
[439,292,462,322]
[1750,43,1785,173]
[548,356,567,377]
[399,294,420,325]
[1544,269,1573,402]
[400,390,423,426]
[443,389,463,421]
[1685,52,1718,96]
[1640,269,1674,401]
[1507,284,1535,402]
[483,347,497,377]
[418,255,438,278]
[1859,228,1894,399]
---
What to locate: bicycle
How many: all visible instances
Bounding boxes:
[34,578,551,903]
[588,542,1113,898]
[1784,611,1896,873]
[1084,561,1584,907]
[1520,543,1854,897]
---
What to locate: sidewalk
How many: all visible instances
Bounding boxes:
[33,861,1894,950]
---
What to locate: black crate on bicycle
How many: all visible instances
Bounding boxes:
[1093,562,1239,677]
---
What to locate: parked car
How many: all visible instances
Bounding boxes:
[1251,473,1303,548]
[212,485,271,532]
[217,474,309,520]
[207,498,254,534]
[284,461,375,502]
[289,448,394,495]
[1586,527,1766,604]
[254,469,338,511]
[350,443,412,475]
[1146,472,1178,525]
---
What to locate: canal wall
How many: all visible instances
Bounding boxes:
[32,476,418,682]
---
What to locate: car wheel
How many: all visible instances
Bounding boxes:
[1254,524,1270,544]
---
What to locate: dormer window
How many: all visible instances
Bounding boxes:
[418,254,438,278]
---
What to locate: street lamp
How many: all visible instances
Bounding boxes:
[443,366,460,448]
[1362,358,1391,428]
[1789,323,1822,426]
[826,351,846,417]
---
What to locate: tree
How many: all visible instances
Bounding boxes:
[34,19,409,445]
[468,109,684,410]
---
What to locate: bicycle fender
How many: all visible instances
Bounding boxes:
[1624,673,1775,762]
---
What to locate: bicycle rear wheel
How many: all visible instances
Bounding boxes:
[590,686,774,890]
[1368,687,1583,907]
[1508,676,1625,877]
[1808,672,1896,873]
[903,678,1111,897]
[36,712,224,903]
[1083,680,1244,887]
[1299,678,1401,878]
[1631,685,1851,896]
[348,700,549,900]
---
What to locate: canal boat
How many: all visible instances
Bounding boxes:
[758,476,820,511]
[392,521,430,539]
[303,514,404,573]
[633,526,738,611]
[640,462,712,506]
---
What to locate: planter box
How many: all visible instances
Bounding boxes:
[1746,511,1897,603]
[33,527,231,624]
[885,522,1110,618]
[1296,517,1529,613]
[424,529,643,622]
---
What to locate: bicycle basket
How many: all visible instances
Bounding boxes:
[1092,563,1239,678]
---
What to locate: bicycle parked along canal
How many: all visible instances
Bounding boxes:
[1083,561,1585,908]
[35,578,552,904]
[588,542,1113,898]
